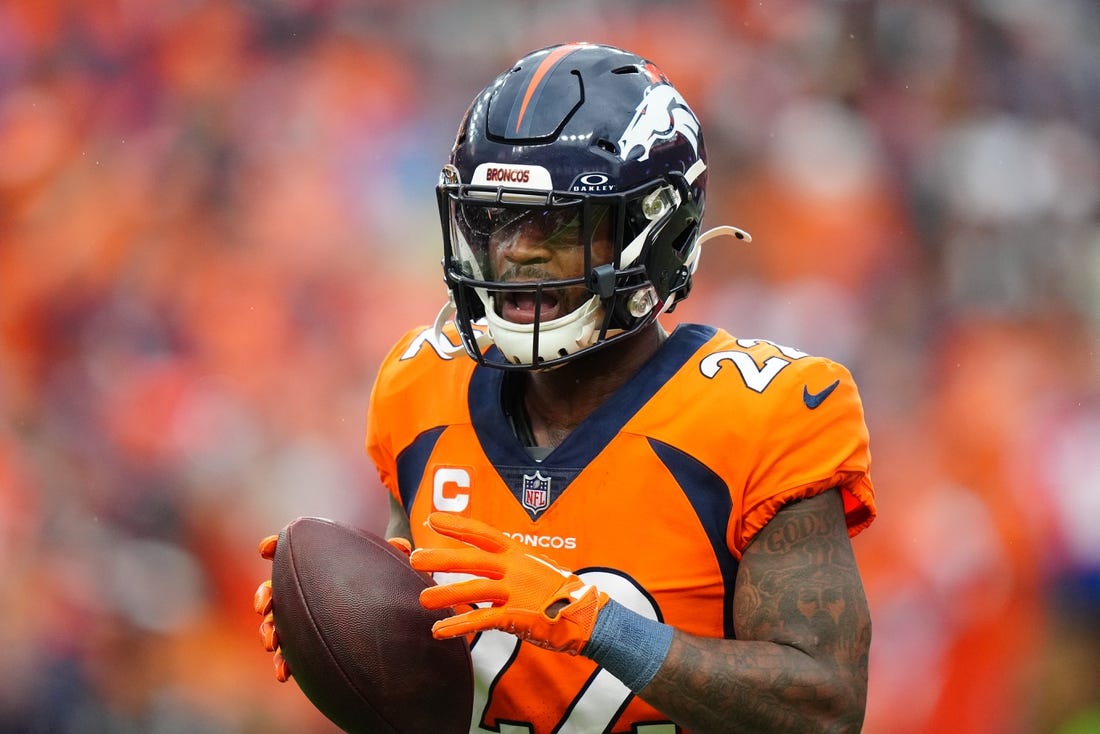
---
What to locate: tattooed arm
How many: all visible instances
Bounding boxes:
[638,489,871,734]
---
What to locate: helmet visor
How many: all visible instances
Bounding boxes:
[445,194,613,289]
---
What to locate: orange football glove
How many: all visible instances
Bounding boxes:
[387,536,413,556]
[409,512,609,655]
[253,531,413,682]
[253,534,292,682]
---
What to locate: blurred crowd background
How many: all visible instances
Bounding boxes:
[1,0,1098,732]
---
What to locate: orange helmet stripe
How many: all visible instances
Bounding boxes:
[514,43,589,134]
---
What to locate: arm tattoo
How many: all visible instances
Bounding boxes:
[638,489,871,734]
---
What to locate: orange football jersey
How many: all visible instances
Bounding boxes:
[366,321,876,734]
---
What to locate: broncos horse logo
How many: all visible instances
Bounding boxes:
[617,83,701,162]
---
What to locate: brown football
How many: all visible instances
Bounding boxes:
[271,516,472,733]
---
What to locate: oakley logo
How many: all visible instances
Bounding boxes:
[570,172,615,193]
[618,83,701,162]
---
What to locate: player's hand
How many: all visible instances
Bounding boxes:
[254,532,414,682]
[410,512,609,655]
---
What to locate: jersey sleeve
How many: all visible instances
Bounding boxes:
[734,353,875,552]
[364,329,421,503]
[365,321,477,509]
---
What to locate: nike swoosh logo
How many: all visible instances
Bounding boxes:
[803,379,840,409]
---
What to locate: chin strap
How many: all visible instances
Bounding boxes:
[432,296,456,341]
[685,156,753,273]
[685,224,753,274]
[697,224,753,246]
[432,295,493,354]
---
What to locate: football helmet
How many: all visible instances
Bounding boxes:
[436,42,749,369]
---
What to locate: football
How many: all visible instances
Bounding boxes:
[271,516,473,734]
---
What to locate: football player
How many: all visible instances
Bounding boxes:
[257,42,876,733]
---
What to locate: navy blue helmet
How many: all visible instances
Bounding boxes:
[436,42,744,369]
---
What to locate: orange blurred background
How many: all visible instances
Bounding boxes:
[1,1,1098,732]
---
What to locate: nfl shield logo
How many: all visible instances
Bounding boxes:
[521,471,551,515]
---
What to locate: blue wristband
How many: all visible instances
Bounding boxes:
[582,599,674,693]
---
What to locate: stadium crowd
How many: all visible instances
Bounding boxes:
[1,1,1097,732]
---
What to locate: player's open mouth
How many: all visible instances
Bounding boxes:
[501,290,561,323]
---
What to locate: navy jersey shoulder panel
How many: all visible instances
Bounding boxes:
[647,436,739,639]
[395,426,447,515]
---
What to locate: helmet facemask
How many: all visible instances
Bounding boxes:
[438,171,700,370]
